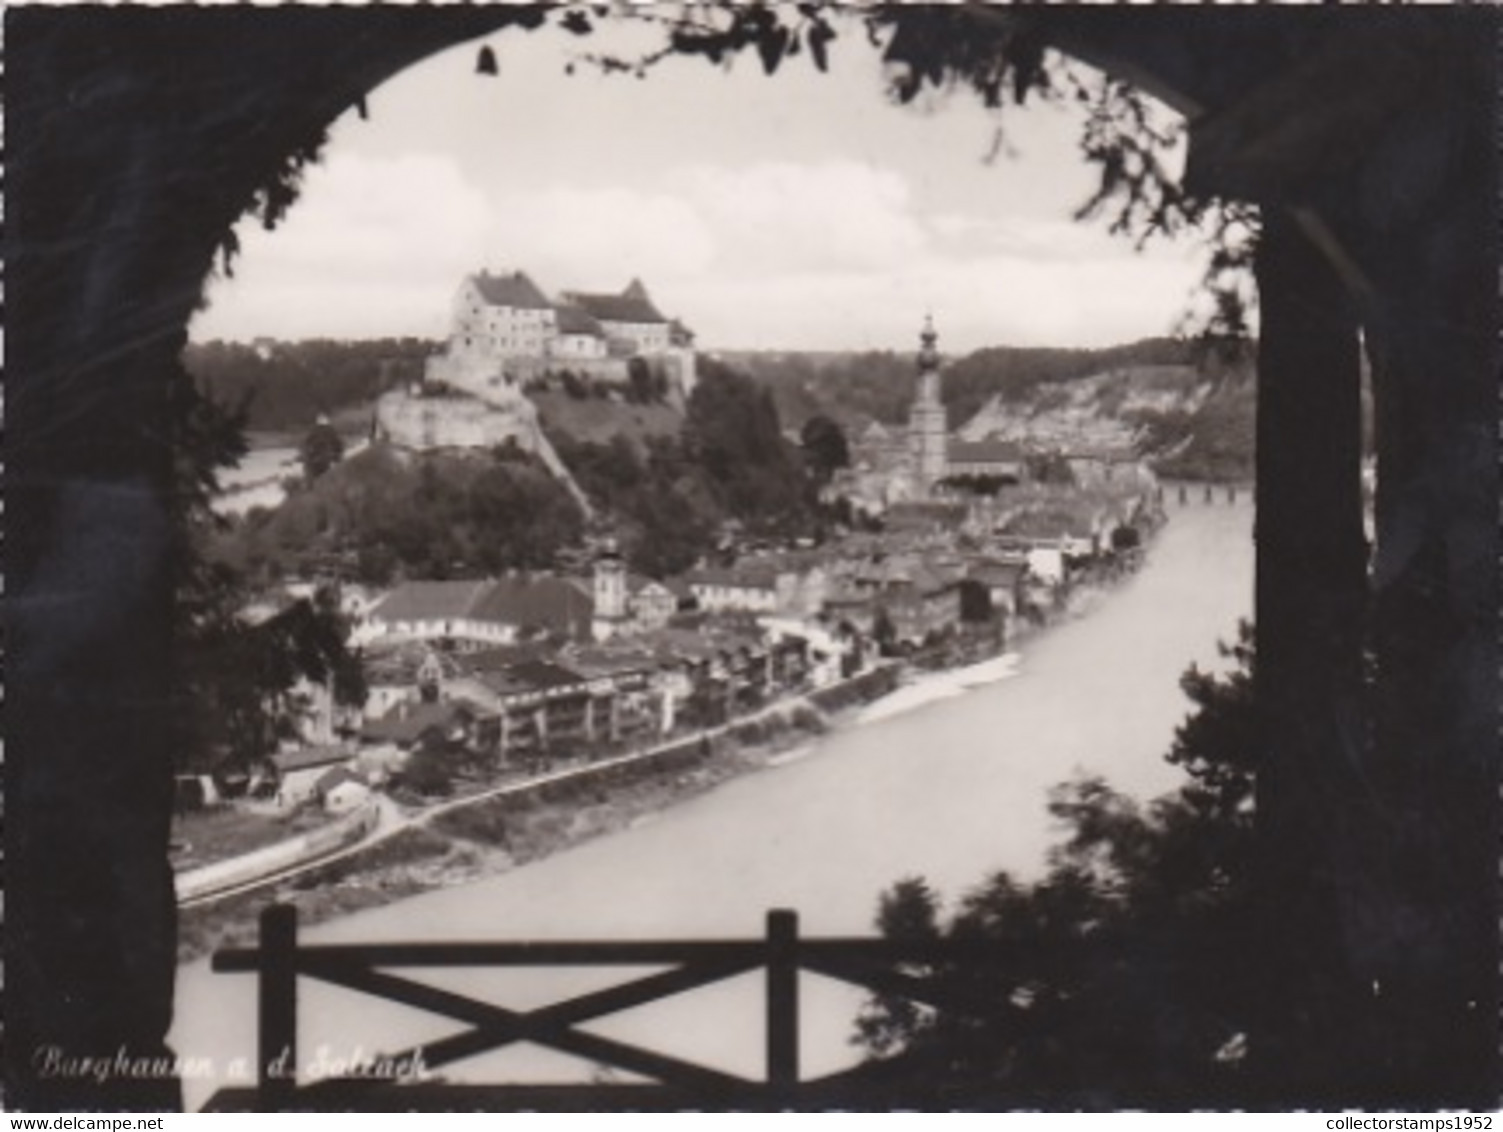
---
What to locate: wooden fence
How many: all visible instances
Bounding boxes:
[206,903,1001,1111]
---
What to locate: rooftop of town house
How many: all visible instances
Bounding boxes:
[270,744,355,774]
[562,645,660,679]
[822,584,876,609]
[967,558,1031,587]
[504,659,591,692]
[737,548,829,575]
[470,575,595,638]
[1059,446,1141,462]
[364,642,464,685]
[368,576,596,637]
[455,642,559,675]
[659,575,697,601]
[466,667,548,700]
[906,566,956,596]
[362,699,477,746]
[947,438,1028,465]
[883,500,969,531]
[1000,508,1101,541]
[313,766,366,795]
[369,580,491,624]
[627,574,676,598]
[683,564,782,591]
[639,624,765,663]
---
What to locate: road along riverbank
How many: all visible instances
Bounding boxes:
[176,668,900,962]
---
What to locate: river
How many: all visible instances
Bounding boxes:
[172,497,1253,1107]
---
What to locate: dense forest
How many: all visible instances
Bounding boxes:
[186,337,436,434]
[720,336,1209,432]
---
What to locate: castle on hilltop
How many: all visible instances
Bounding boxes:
[420,269,697,405]
[374,271,699,503]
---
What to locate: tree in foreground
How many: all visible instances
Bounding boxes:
[854,623,1259,1107]
[299,415,345,482]
[172,371,367,776]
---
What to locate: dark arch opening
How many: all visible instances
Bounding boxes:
[7,5,1497,1111]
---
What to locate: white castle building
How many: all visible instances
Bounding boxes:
[421,270,696,403]
[374,270,698,508]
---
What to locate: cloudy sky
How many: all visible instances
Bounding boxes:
[191,11,1208,353]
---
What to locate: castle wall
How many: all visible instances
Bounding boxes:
[374,389,594,518]
[425,351,524,404]
[376,390,538,452]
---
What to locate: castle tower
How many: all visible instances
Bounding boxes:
[591,538,628,641]
[908,314,949,496]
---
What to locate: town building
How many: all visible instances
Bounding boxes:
[684,565,781,614]
[366,576,595,648]
[269,744,357,810]
[314,767,372,815]
[946,438,1028,482]
[589,542,675,640]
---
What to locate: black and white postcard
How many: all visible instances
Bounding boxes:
[6,4,1498,1113]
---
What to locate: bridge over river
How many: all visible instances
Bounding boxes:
[174,499,1253,1108]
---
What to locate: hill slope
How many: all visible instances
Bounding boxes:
[728,339,1257,481]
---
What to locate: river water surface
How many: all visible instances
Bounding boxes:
[173,498,1252,1107]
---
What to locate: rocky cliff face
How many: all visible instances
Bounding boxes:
[374,388,592,514]
[955,364,1214,455]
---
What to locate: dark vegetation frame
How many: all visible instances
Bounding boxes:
[5,3,1498,1111]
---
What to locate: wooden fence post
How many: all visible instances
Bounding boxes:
[259,903,298,1105]
[766,908,799,1093]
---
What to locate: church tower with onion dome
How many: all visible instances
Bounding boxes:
[907,314,949,496]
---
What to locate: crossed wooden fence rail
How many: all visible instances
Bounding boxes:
[205,902,1002,1111]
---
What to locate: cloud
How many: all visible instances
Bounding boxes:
[927,212,1150,264]
[193,150,1204,350]
[484,186,715,290]
[677,161,929,275]
[684,248,1203,351]
[485,160,931,286]
[194,151,494,339]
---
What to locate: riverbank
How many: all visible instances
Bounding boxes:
[176,672,896,963]
[176,541,1156,964]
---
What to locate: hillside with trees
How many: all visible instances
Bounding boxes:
[722,337,1204,431]
[211,357,817,585]
[726,337,1259,481]
[188,335,1260,482]
[551,357,818,577]
[214,442,586,587]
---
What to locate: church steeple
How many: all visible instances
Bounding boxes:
[918,312,940,371]
[908,314,948,496]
